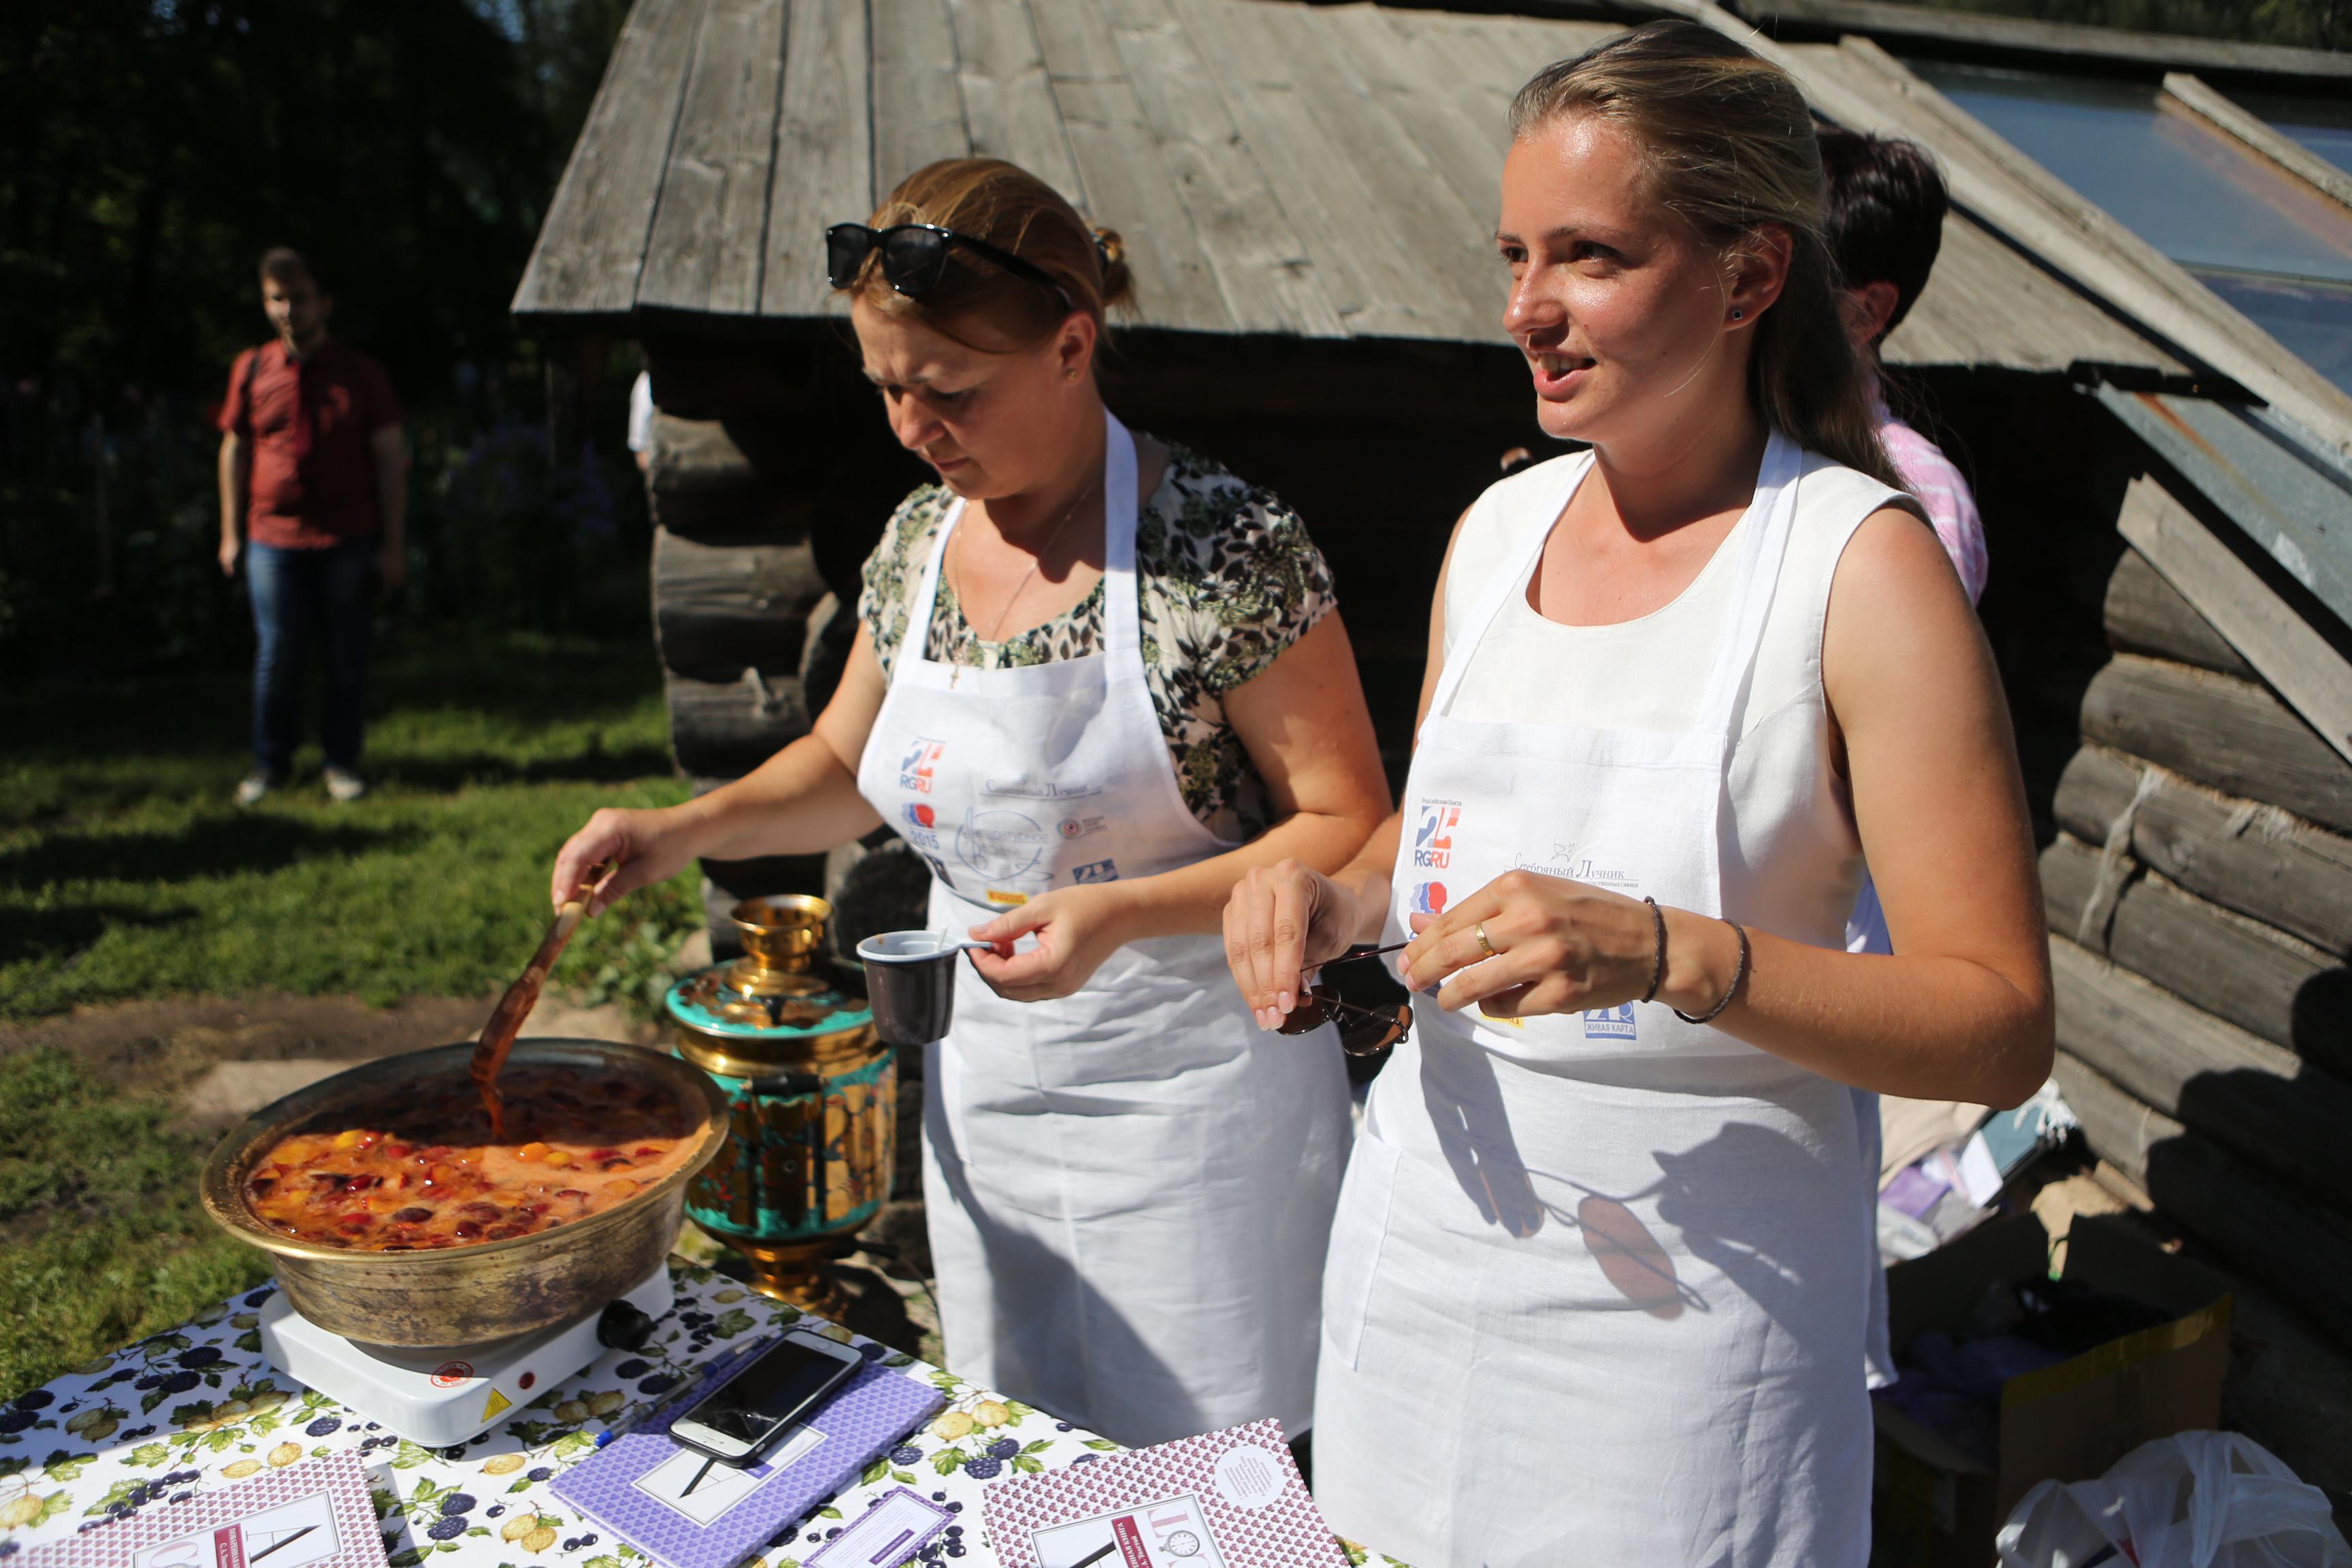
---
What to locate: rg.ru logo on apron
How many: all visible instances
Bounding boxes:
[1413,802,1461,869]
[900,738,945,792]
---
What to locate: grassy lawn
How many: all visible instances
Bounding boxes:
[1,632,700,1016]
[0,631,705,1400]
[0,1047,291,1404]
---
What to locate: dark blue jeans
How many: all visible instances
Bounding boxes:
[247,537,374,776]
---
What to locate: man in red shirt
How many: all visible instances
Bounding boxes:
[217,248,406,804]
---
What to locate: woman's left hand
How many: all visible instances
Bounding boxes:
[1400,869,1665,1019]
[965,884,1138,1002]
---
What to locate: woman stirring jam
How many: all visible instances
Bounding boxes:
[551,159,1389,1448]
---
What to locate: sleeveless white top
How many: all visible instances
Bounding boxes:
[1441,447,1909,954]
[1309,445,1918,1564]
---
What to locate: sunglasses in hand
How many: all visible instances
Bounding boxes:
[1276,983,1411,1058]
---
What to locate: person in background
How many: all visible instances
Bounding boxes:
[626,369,655,474]
[217,248,406,805]
[1818,125,1987,606]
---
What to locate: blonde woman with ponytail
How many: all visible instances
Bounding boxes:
[1222,22,2051,1564]
[557,159,1388,1447]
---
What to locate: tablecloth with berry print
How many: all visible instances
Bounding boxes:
[0,1259,1409,1568]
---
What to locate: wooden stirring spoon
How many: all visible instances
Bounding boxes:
[470,864,614,1138]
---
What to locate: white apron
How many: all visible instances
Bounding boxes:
[1311,434,1878,1568]
[853,412,1350,1448]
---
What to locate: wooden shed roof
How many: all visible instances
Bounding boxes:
[511,0,2183,377]
[1752,0,2352,82]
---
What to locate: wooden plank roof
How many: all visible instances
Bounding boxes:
[512,0,2184,377]
[1749,0,2352,83]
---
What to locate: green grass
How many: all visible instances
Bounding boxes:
[0,1047,274,1401]
[0,631,708,1398]
[0,631,702,1017]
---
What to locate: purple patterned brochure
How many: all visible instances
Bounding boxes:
[551,1360,943,1568]
[18,1452,386,1568]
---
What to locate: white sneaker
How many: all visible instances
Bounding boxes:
[323,768,368,802]
[235,772,276,806]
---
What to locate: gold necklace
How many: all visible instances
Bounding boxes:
[949,470,1099,687]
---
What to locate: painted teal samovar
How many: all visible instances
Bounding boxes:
[665,894,892,1315]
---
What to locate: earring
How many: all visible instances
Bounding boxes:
[1066,369,1081,381]
[1731,308,1745,321]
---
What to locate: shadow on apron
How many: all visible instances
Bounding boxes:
[922,1092,1205,1437]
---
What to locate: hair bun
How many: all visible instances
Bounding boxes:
[1091,225,1134,308]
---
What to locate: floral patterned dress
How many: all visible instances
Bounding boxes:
[857,440,1337,845]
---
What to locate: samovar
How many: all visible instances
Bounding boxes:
[664,894,892,1316]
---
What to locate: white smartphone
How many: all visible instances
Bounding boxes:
[666,1328,865,1465]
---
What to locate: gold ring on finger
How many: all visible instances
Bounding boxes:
[1475,921,1498,959]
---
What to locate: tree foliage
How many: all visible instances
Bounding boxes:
[0,0,640,674]
[0,0,630,407]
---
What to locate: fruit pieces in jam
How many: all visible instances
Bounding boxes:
[241,1066,698,1251]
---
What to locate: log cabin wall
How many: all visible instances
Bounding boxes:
[1900,370,2139,839]
[640,329,929,953]
[2017,428,2352,1493]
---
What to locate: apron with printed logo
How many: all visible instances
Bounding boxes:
[1311,434,1878,1567]
[854,412,1350,1447]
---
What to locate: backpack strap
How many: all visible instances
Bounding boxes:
[231,344,266,435]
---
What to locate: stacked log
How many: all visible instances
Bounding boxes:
[640,338,935,951]
[2043,521,2352,1358]
[645,407,832,943]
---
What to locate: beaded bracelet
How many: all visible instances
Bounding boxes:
[1639,896,1667,1004]
[1672,918,1750,1026]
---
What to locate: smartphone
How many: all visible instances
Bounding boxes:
[667,1329,864,1465]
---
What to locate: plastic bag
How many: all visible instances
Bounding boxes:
[1997,1431,2350,1568]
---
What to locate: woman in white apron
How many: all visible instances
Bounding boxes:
[555,159,1386,1446]
[1223,24,2053,1566]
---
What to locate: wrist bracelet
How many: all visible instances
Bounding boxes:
[1671,918,1749,1026]
[1639,896,1667,1004]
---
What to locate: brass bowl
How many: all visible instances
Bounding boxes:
[199,1039,728,1349]
[732,894,831,968]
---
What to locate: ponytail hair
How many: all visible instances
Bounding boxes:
[1511,21,1898,487]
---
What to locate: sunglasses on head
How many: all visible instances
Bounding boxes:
[1277,984,1412,1058]
[826,222,1072,306]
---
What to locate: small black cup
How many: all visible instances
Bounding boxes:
[857,931,983,1047]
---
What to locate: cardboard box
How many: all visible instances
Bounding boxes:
[1870,1213,2232,1568]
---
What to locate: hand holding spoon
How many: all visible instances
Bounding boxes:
[470,862,615,1137]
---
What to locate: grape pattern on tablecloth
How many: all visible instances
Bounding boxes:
[0,1261,1410,1568]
